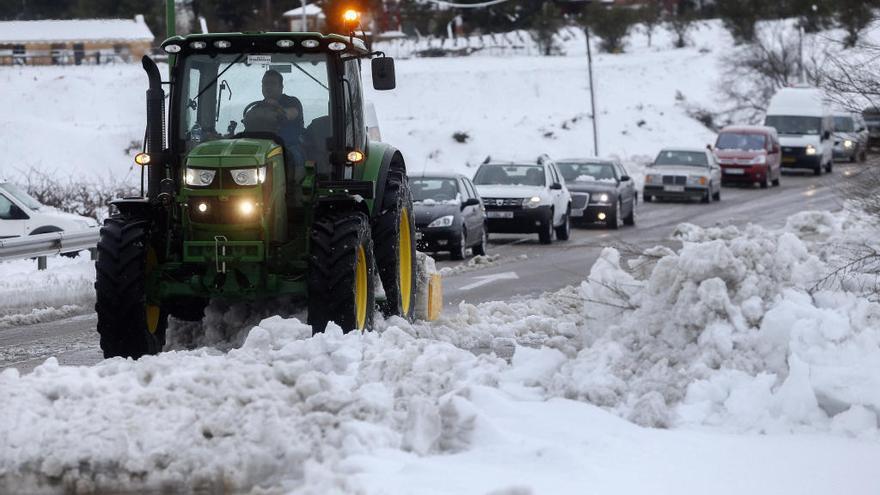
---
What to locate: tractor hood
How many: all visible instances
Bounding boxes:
[186,138,280,168]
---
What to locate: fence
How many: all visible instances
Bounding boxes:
[0,229,100,269]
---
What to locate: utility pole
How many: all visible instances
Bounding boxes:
[586,26,599,156]
[301,0,307,31]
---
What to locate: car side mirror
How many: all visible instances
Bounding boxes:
[550,182,562,190]
[823,130,831,140]
[620,175,631,182]
[461,197,480,208]
[372,57,396,91]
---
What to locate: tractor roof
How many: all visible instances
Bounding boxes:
[161,32,369,57]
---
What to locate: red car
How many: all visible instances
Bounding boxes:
[714,126,782,188]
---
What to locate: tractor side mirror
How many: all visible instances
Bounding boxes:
[372,57,396,91]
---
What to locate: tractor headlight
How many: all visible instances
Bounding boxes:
[230,167,267,186]
[238,200,257,216]
[522,196,543,208]
[805,145,817,155]
[184,167,216,187]
[428,215,454,228]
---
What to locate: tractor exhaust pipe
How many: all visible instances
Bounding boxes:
[142,55,165,201]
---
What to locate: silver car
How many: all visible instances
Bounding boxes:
[643,148,722,203]
[832,111,869,163]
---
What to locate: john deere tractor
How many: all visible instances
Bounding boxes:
[95,9,419,358]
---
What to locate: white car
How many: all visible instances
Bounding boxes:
[472,155,572,244]
[764,86,834,175]
[643,148,722,203]
[0,181,98,238]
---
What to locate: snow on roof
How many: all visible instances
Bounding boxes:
[282,4,326,18]
[0,17,154,44]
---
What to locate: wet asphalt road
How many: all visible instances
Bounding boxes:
[0,162,865,373]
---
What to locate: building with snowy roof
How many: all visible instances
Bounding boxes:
[0,15,154,66]
[282,4,326,33]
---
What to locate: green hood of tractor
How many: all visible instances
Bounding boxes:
[186,138,280,168]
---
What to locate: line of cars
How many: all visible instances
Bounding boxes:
[411,155,638,258]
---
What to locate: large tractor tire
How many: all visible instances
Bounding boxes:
[373,169,417,320]
[308,211,376,333]
[95,218,166,359]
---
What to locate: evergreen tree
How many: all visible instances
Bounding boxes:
[716,0,765,43]
[836,0,876,48]
[581,5,635,54]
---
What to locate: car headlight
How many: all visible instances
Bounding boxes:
[805,145,817,155]
[230,167,267,186]
[749,155,767,165]
[185,167,216,187]
[522,196,542,208]
[427,215,454,228]
[687,175,708,186]
[844,140,854,149]
[645,174,660,184]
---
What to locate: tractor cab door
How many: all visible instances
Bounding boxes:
[340,59,366,180]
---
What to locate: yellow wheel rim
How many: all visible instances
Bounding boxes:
[145,247,160,334]
[355,245,368,330]
[399,207,413,315]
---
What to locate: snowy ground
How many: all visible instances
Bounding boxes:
[0,253,94,328]
[3,209,880,493]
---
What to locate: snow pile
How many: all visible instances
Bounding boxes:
[549,210,880,435]
[0,253,95,327]
[0,321,505,493]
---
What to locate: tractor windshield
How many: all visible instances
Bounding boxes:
[179,52,332,156]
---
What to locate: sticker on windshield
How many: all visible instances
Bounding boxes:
[247,55,272,65]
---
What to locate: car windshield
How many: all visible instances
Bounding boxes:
[833,116,855,132]
[179,52,332,152]
[0,183,42,211]
[473,165,545,186]
[715,133,766,151]
[653,151,708,167]
[557,162,617,183]
[765,115,822,135]
[411,178,459,203]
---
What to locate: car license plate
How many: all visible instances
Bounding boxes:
[664,185,685,192]
[487,211,514,219]
[724,168,745,175]
[570,210,584,217]
[782,156,796,163]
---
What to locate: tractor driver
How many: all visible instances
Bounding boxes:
[244,69,306,175]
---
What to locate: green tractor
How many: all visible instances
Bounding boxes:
[95,9,421,358]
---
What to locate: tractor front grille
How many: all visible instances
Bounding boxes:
[188,197,261,224]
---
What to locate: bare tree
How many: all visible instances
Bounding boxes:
[821,38,880,113]
[718,24,824,124]
[666,9,694,48]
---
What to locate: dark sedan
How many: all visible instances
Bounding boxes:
[556,159,637,229]
[410,173,488,260]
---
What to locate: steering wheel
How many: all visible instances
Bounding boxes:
[241,100,285,133]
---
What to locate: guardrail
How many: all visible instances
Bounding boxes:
[0,228,100,269]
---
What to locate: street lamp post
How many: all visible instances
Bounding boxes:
[586,26,599,156]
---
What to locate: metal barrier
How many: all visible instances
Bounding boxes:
[0,229,100,269]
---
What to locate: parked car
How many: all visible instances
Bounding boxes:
[643,148,722,203]
[472,155,571,244]
[764,86,834,175]
[863,106,880,150]
[410,173,488,260]
[832,111,869,162]
[556,158,636,228]
[714,125,782,188]
[0,180,98,238]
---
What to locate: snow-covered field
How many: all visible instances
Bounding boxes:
[3,209,880,493]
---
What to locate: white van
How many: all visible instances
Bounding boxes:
[0,181,98,238]
[763,86,834,175]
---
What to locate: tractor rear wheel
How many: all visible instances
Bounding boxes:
[373,170,417,320]
[95,218,166,359]
[308,211,376,334]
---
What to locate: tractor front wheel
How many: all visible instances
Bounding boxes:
[373,170,417,320]
[95,218,166,359]
[308,211,376,334]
